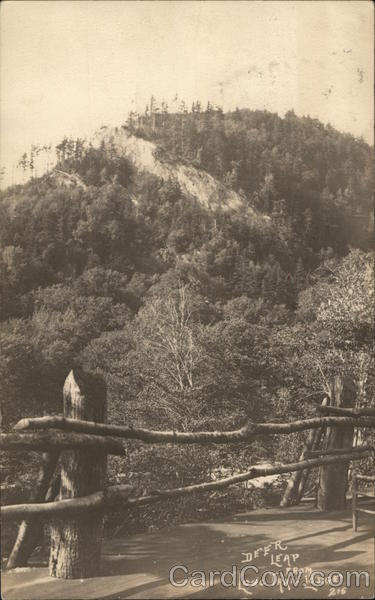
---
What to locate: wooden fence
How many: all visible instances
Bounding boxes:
[1,369,374,579]
[351,473,375,531]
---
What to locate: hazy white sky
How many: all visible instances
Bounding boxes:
[1,0,373,186]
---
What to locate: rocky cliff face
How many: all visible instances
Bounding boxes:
[92,126,267,224]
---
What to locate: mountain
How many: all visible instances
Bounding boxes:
[2,108,372,323]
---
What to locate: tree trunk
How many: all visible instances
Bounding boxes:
[7,452,58,569]
[49,369,107,579]
[317,376,356,511]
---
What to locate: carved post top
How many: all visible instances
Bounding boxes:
[63,369,107,422]
[332,375,356,408]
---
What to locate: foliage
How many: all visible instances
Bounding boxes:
[0,107,373,537]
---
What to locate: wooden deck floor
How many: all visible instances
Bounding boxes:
[2,502,374,599]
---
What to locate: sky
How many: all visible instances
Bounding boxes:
[1,0,373,187]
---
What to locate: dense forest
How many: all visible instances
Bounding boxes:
[1,104,373,534]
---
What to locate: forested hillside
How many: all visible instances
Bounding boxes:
[1,105,373,531]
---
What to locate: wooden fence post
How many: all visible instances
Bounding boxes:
[280,398,328,507]
[280,428,318,507]
[352,472,358,531]
[317,376,356,511]
[49,369,107,579]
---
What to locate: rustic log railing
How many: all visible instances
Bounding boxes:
[351,473,375,531]
[2,451,373,523]
[1,369,374,579]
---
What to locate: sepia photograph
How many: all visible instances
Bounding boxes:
[0,1,374,598]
